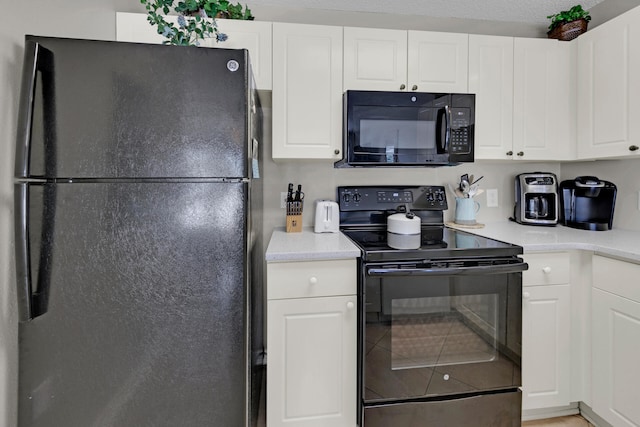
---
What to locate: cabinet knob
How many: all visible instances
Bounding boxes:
[506,151,513,156]
[542,266,552,274]
[517,151,524,157]
[411,85,418,91]
[346,301,355,310]
[630,145,639,151]
[523,292,531,299]
[400,84,406,90]
[309,277,318,285]
[334,149,340,155]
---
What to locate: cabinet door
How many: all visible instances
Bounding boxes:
[468,35,514,160]
[592,288,640,427]
[115,12,272,89]
[513,38,575,161]
[343,27,407,91]
[521,285,571,410]
[407,31,468,92]
[267,295,357,427]
[272,23,343,159]
[577,6,640,160]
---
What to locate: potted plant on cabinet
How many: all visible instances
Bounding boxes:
[547,4,591,41]
[140,0,254,46]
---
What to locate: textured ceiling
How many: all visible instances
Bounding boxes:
[247,0,606,25]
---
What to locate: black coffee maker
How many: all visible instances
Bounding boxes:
[559,176,617,231]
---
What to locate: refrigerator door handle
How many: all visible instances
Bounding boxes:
[14,183,33,321]
[15,40,49,178]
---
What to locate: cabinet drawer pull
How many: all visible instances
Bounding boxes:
[411,85,418,91]
[630,145,639,151]
[506,151,513,156]
[400,84,406,90]
[309,277,318,285]
[517,151,524,157]
[346,301,355,310]
[334,149,340,155]
[542,266,552,274]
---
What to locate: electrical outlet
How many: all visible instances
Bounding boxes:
[280,192,288,209]
[486,189,499,208]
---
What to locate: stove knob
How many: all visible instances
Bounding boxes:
[353,193,361,202]
[426,193,434,202]
[436,192,445,202]
[343,193,351,203]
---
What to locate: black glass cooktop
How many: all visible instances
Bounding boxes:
[342,226,522,262]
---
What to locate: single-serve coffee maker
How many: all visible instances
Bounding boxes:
[559,176,617,231]
[514,172,559,226]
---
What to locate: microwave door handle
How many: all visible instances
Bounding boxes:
[435,106,450,154]
[445,105,451,152]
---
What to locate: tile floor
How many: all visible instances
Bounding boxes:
[522,415,595,426]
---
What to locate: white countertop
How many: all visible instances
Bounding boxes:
[265,227,361,262]
[453,221,640,263]
[266,223,640,264]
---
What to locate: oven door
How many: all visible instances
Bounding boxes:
[362,260,525,404]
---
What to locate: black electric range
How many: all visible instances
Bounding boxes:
[338,185,523,261]
[339,186,527,427]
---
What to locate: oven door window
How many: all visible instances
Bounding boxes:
[364,273,521,402]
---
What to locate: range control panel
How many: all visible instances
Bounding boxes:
[338,186,448,212]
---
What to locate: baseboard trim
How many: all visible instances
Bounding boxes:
[579,402,613,427]
[522,403,580,421]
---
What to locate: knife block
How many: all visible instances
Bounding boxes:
[286,201,303,233]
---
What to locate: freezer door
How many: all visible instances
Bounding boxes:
[17,181,251,427]
[16,36,251,179]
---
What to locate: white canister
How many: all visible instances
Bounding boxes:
[387,213,421,249]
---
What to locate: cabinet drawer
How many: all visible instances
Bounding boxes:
[593,255,640,302]
[267,259,357,300]
[522,252,570,286]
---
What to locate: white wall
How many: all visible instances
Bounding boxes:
[0,1,637,426]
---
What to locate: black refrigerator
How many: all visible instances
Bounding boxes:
[13,36,264,427]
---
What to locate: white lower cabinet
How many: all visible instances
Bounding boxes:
[592,255,640,427]
[266,259,357,427]
[521,252,572,411]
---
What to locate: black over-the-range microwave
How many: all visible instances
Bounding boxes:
[335,90,475,167]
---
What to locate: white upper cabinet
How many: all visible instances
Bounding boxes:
[343,27,407,91]
[407,31,468,92]
[468,35,514,160]
[343,28,468,92]
[512,38,576,161]
[577,6,640,159]
[272,23,344,160]
[115,12,272,90]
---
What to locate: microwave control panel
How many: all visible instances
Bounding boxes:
[450,108,471,154]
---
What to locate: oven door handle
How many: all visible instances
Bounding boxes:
[367,262,529,277]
